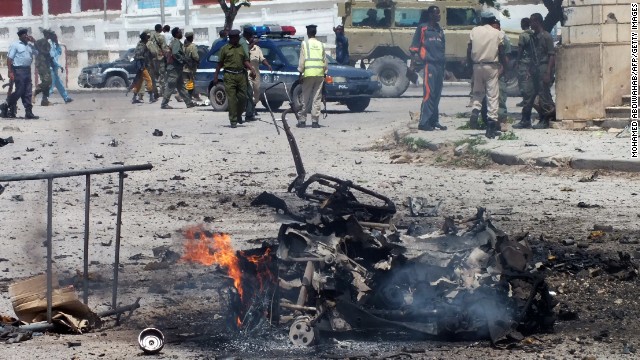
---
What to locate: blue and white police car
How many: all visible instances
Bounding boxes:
[195,25,381,112]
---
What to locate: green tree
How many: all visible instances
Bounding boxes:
[218,0,251,32]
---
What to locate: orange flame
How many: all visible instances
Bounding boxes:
[181,228,244,300]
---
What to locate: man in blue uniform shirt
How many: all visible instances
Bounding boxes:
[409,6,446,131]
[1,29,39,119]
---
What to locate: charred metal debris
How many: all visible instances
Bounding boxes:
[234,110,558,347]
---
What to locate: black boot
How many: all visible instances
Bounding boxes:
[533,116,550,129]
[41,96,51,106]
[469,109,480,129]
[8,104,17,118]
[132,93,143,104]
[485,119,501,139]
[25,107,39,119]
[148,92,157,103]
[433,121,447,130]
[0,103,8,118]
[513,110,532,129]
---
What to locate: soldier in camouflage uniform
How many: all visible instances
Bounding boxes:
[129,31,155,104]
[161,27,194,109]
[182,32,200,101]
[513,13,556,129]
[515,18,533,107]
[213,30,256,128]
[33,29,55,106]
[148,24,167,99]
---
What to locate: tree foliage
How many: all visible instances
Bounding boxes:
[218,0,251,31]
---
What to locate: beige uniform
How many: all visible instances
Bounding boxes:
[297,38,328,123]
[469,24,504,121]
[249,44,265,105]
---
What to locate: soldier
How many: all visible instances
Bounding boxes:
[33,29,55,106]
[161,27,195,109]
[513,13,556,129]
[409,6,447,131]
[48,31,73,104]
[148,24,167,100]
[129,31,155,104]
[241,27,258,122]
[182,32,200,102]
[515,18,533,107]
[0,29,39,119]
[333,25,350,66]
[467,11,507,138]
[297,24,328,128]
[249,37,272,107]
[213,30,255,128]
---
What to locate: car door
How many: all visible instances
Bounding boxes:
[195,41,226,94]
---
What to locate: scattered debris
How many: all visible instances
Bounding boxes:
[408,197,440,217]
[138,328,165,355]
[0,137,14,147]
[108,139,119,147]
[577,202,601,208]
[152,129,163,137]
[454,142,470,156]
[11,195,24,202]
[593,224,613,232]
[92,153,104,159]
[26,147,34,152]
[578,171,599,183]
[170,133,181,139]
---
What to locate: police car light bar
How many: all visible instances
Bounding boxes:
[254,25,296,37]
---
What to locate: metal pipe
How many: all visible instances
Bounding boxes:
[296,261,314,306]
[0,164,153,182]
[103,0,107,21]
[184,0,190,26]
[17,322,55,332]
[160,0,165,26]
[46,178,53,323]
[279,303,317,312]
[112,172,125,324]
[83,174,91,304]
[98,298,141,318]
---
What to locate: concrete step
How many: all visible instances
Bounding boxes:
[605,106,631,118]
[622,94,631,105]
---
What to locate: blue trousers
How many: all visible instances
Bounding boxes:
[49,69,70,100]
[418,62,444,130]
[7,67,33,109]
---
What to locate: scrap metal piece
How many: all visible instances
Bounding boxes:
[138,327,165,354]
[289,317,315,346]
[408,197,440,217]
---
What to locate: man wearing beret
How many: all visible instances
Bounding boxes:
[213,29,256,128]
[0,29,39,119]
[467,11,506,138]
[297,24,327,128]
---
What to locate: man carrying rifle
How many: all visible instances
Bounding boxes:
[513,13,556,129]
[129,31,155,104]
[0,29,39,119]
[33,28,56,106]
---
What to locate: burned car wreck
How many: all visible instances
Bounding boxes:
[186,100,557,347]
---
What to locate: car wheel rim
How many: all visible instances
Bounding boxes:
[379,68,398,86]
[215,90,226,105]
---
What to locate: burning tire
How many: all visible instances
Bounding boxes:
[209,83,228,111]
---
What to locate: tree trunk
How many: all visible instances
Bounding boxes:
[218,0,250,32]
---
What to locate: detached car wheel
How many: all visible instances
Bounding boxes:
[104,75,127,88]
[291,85,303,112]
[209,83,228,111]
[369,55,410,98]
[345,97,370,112]
[260,99,284,111]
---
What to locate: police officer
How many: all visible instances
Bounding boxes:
[297,24,327,128]
[0,29,39,119]
[213,29,256,128]
[480,18,511,131]
[161,27,195,109]
[333,25,350,66]
[183,32,200,101]
[515,18,533,108]
[467,11,506,138]
[33,28,55,106]
[409,5,447,131]
[513,13,556,129]
[241,27,258,122]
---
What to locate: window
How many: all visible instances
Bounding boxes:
[82,0,120,11]
[351,8,393,28]
[33,0,72,15]
[446,8,479,26]
[394,8,426,27]
[208,48,222,63]
[0,0,22,17]
[278,44,300,65]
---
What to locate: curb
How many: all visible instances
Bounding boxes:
[488,149,640,172]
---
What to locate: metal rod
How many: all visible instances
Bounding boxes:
[184,0,190,26]
[17,322,56,332]
[83,174,91,305]
[103,0,107,21]
[46,178,53,324]
[279,302,317,312]
[160,0,165,26]
[0,163,153,182]
[98,298,141,318]
[112,172,125,324]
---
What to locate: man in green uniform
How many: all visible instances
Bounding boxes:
[33,29,55,106]
[148,24,167,99]
[515,18,533,107]
[129,31,155,104]
[513,13,556,129]
[182,32,200,101]
[241,27,257,122]
[213,30,256,128]
[161,27,195,109]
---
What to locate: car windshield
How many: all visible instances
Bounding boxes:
[275,43,338,65]
[118,49,135,61]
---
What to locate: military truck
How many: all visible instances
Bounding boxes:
[340,0,520,97]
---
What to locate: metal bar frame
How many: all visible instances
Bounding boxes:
[0,164,153,324]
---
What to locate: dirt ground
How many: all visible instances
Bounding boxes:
[0,90,639,359]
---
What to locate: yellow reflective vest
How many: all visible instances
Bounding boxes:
[302,39,325,77]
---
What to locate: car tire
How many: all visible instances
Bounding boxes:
[260,99,284,111]
[104,75,127,88]
[368,55,410,98]
[209,83,228,111]
[291,85,303,112]
[345,97,370,112]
